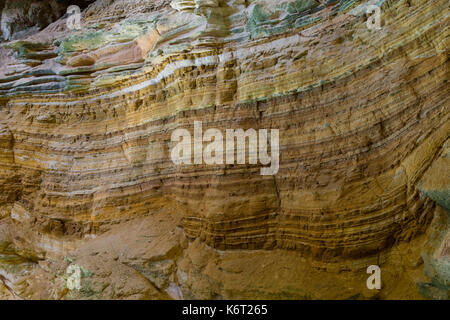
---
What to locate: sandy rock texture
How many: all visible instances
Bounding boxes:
[0,0,448,299]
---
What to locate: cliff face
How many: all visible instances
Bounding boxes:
[0,0,96,42]
[0,0,448,300]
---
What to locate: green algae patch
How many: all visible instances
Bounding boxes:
[3,40,50,53]
[58,19,152,58]
[3,40,56,61]
[287,0,320,14]
[419,189,450,212]
[246,0,320,39]
[59,31,109,54]
[0,241,40,275]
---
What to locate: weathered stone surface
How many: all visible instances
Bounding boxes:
[0,0,448,299]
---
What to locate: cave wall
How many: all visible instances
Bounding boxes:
[0,0,448,300]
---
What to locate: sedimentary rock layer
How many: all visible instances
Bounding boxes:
[0,0,448,299]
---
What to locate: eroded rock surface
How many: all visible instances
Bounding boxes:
[0,0,448,299]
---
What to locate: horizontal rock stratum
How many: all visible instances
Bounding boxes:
[0,0,448,300]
